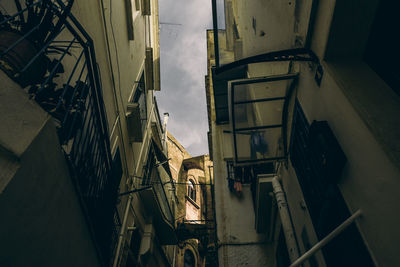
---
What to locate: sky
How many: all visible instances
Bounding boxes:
[155,0,213,156]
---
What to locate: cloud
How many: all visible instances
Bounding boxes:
[156,0,212,156]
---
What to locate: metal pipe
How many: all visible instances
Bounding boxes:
[272,177,300,263]
[112,195,132,267]
[290,209,363,267]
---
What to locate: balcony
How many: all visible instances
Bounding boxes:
[138,139,177,245]
[0,1,118,264]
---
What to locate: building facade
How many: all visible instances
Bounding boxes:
[206,0,399,266]
[0,1,176,267]
[166,132,217,267]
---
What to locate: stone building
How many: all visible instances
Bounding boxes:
[0,1,176,267]
[166,132,217,267]
[206,0,399,267]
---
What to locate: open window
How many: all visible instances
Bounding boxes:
[127,73,147,142]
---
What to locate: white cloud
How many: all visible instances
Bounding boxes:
[156,0,212,156]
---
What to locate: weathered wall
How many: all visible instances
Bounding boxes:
[0,73,100,267]
[206,29,275,266]
[209,1,400,266]
[167,133,214,267]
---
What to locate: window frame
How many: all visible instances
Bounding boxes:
[187,179,196,202]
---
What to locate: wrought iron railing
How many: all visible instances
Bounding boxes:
[0,1,118,264]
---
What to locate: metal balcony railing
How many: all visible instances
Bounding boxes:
[142,142,174,225]
[0,0,118,264]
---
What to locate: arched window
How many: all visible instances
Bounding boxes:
[187,179,196,201]
[184,249,195,267]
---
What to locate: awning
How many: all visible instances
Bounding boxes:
[228,73,298,165]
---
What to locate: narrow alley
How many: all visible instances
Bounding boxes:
[0,0,399,267]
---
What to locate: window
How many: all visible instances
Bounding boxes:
[187,179,196,201]
[142,146,155,186]
[112,147,123,190]
[364,0,399,96]
[324,0,399,96]
[124,0,134,40]
[132,73,147,135]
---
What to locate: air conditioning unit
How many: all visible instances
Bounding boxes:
[255,174,276,240]
[126,103,143,142]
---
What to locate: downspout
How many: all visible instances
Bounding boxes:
[272,177,300,263]
[113,195,132,267]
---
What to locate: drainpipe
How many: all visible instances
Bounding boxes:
[272,177,300,263]
[113,194,132,267]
